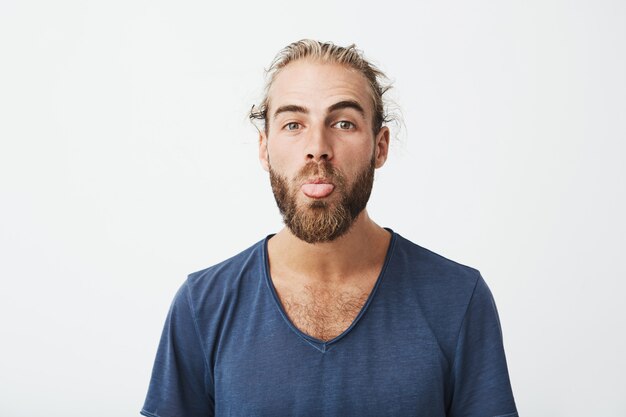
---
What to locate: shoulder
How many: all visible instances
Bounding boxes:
[386,231,490,331]
[181,238,267,309]
[390,232,482,295]
[386,232,498,365]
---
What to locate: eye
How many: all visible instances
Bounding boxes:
[333,120,355,130]
[284,122,301,131]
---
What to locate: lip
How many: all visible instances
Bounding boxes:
[304,177,333,185]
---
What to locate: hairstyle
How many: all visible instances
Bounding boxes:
[249,39,393,136]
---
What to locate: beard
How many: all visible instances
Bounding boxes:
[269,157,376,244]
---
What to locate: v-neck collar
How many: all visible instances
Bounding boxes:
[261,228,398,353]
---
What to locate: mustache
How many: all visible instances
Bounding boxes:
[295,161,345,185]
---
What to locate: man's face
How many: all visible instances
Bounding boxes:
[259,60,389,243]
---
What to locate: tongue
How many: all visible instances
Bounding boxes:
[301,183,334,198]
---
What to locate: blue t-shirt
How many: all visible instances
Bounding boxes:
[141,230,518,417]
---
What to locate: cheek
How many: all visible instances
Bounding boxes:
[267,143,302,173]
[340,145,375,172]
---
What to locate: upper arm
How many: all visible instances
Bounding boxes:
[447,275,518,417]
[141,281,214,417]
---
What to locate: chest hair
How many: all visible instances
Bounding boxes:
[277,284,371,342]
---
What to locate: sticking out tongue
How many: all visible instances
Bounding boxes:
[301,183,335,198]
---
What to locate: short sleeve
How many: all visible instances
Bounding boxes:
[141,281,214,417]
[448,275,518,417]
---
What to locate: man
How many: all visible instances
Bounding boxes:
[141,40,518,417]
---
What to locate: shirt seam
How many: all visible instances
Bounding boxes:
[184,280,214,399]
[449,272,481,373]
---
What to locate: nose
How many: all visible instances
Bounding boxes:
[305,124,333,163]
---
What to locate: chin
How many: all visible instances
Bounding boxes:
[308,200,329,209]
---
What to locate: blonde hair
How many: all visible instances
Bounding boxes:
[250,39,393,135]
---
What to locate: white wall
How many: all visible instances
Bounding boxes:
[1,0,624,415]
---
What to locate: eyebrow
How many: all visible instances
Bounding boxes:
[327,100,366,118]
[272,100,366,120]
[273,104,308,120]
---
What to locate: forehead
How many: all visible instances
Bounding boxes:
[267,60,373,116]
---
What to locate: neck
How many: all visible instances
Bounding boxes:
[267,209,392,285]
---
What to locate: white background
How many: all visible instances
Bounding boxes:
[1,0,625,416]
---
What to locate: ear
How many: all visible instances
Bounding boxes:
[374,126,390,168]
[259,131,270,172]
